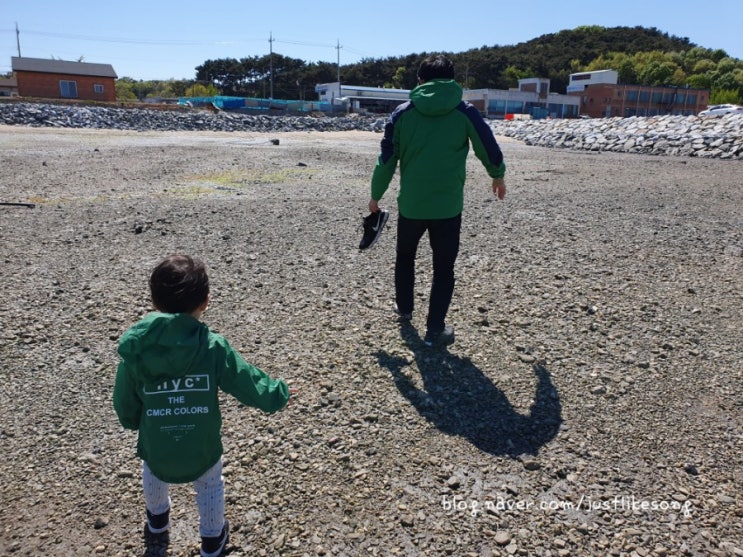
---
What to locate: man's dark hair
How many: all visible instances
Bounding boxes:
[417,55,455,82]
[149,254,210,314]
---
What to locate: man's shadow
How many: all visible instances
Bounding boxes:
[374,323,562,456]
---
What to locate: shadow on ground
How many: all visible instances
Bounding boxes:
[374,322,562,457]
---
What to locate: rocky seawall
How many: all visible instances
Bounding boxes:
[491,113,743,159]
[1,101,741,159]
[0,101,380,133]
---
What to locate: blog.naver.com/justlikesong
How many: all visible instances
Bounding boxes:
[442,494,693,518]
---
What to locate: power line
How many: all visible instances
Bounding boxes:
[1,28,357,53]
[1,26,376,77]
[11,29,218,46]
[274,38,335,49]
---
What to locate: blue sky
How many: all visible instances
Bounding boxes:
[2,0,742,80]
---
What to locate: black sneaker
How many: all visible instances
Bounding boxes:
[359,209,389,250]
[201,519,229,557]
[143,508,170,556]
[393,304,412,322]
[424,325,455,347]
[145,508,170,535]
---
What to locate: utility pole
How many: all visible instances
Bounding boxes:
[16,22,21,57]
[335,39,342,112]
[336,39,342,85]
[269,32,274,99]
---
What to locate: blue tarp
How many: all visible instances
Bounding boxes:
[178,96,337,113]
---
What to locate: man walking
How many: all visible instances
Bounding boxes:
[368,54,506,346]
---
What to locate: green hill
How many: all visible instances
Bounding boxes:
[125,26,743,104]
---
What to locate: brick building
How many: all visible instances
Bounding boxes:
[567,70,708,118]
[11,57,117,102]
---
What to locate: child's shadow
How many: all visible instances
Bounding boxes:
[374,323,562,456]
[142,530,169,557]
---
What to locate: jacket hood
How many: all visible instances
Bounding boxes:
[409,79,463,116]
[118,312,207,382]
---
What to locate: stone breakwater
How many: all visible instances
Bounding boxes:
[490,113,743,159]
[1,101,741,159]
[0,101,382,134]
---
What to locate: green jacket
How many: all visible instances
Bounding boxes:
[371,79,506,219]
[113,312,289,483]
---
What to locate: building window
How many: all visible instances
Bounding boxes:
[60,80,78,98]
[94,84,104,94]
[626,90,638,102]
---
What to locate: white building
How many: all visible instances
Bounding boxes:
[566,70,619,93]
[315,83,409,113]
[315,78,580,119]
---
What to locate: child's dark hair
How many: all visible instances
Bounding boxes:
[149,254,210,314]
[417,54,456,82]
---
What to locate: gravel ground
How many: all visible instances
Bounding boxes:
[0,125,741,557]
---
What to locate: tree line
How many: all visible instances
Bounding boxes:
[115,26,743,105]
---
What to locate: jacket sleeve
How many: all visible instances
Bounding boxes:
[462,103,506,179]
[370,102,413,201]
[218,341,290,413]
[370,120,398,201]
[113,361,142,430]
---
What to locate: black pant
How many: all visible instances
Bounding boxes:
[395,213,462,333]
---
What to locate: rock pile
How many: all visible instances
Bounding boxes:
[1,101,742,159]
[0,101,380,133]
[491,113,743,159]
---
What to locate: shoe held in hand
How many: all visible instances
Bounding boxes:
[359,209,389,250]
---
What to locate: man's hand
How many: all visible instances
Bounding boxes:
[368,198,380,213]
[492,178,506,200]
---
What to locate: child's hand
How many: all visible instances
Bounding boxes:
[287,387,298,406]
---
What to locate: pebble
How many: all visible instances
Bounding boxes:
[400,515,415,527]
[494,531,511,546]
[522,458,541,471]
[446,476,462,489]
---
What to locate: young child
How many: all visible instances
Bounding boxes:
[113,254,293,557]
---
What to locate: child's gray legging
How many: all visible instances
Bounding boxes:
[143,458,225,538]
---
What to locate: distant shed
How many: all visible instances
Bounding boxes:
[11,57,117,102]
[0,76,18,96]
